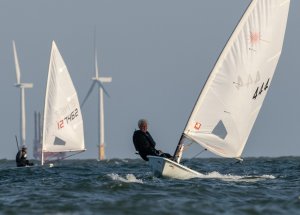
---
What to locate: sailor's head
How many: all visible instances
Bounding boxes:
[138,119,148,133]
[21,146,27,151]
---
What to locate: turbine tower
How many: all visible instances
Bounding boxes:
[13,41,33,147]
[81,37,112,161]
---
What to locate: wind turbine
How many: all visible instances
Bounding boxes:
[81,38,112,161]
[13,41,33,147]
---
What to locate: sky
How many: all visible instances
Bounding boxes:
[0,0,299,160]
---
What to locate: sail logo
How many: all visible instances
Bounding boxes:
[194,122,201,130]
[250,31,261,45]
[249,31,269,52]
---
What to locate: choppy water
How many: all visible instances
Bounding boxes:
[0,157,299,215]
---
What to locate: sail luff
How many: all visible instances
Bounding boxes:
[41,42,55,165]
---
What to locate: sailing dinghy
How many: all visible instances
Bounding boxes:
[148,0,290,180]
[41,41,85,165]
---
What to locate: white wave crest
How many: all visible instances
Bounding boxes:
[197,171,275,182]
[108,173,143,183]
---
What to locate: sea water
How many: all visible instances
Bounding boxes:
[0,157,299,215]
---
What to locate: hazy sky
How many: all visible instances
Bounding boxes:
[0,0,299,160]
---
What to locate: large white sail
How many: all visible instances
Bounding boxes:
[183,0,290,158]
[42,41,85,165]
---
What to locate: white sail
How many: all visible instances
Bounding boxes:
[183,0,290,158]
[42,41,85,165]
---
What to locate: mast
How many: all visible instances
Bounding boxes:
[173,134,185,163]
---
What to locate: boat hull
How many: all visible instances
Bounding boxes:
[148,156,202,180]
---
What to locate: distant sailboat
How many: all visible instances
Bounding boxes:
[148,0,290,179]
[41,41,85,165]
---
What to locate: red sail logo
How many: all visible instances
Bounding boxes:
[250,31,261,45]
[194,122,201,130]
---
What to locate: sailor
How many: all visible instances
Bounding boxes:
[16,145,34,167]
[133,119,172,161]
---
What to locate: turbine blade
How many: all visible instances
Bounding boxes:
[97,81,110,98]
[95,50,99,78]
[12,40,21,84]
[94,26,99,79]
[81,81,96,108]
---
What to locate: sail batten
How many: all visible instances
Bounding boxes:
[182,0,290,158]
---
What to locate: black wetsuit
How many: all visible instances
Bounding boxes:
[133,130,172,161]
[16,150,33,167]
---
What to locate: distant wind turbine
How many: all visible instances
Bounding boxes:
[81,37,112,161]
[13,41,33,148]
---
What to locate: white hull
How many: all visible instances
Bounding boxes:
[148,156,202,180]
